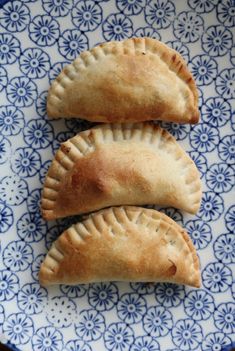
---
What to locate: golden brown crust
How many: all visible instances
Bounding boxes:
[47,37,199,124]
[41,123,202,220]
[39,206,201,288]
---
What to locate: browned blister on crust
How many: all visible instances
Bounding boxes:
[39,206,201,288]
[41,123,202,220]
[47,38,199,124]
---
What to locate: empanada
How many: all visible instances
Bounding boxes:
[39,206,200,287]
[47,37,199,124]
[41,123,201,220]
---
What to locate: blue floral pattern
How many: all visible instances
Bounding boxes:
[0,1,30,33]
[173,11,204,43]
[143,306,173,337]
[20,48,50,79]
[88,282,118,311]
[104,322,134,351]
[72,1,102,32]
[202,25,232,56]
[75,309,105,341]
[145,0,175,29]
[117,293,147,324]
[102,13,133,41]
[202,262,232,293]
[0,1,234,350]
[171,319,202,351]
[184,290,215,320]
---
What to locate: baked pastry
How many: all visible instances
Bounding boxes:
[47,37,199,124]
[41,123,202,220]
[39,206,200,287]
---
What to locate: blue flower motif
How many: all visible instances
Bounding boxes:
[214,303,235,334]
[202,262,232,293]
[172,319,202,351]
[189,151,208,177]
[186,219,211,250]
[155,283,185,307]
[11,147,41,177]
[7,76,37,107]
[36,91,47,118]
[130,336,160,351]
[0,1,30,32]
[189,55,217,86]
[0,175,28,206]
[45,225,61,250]
[3,313,34,345]
[48,61,69,83]
[134,27,161,40]
[143,306,173,337]
[166,40,189,62]
[188,0,218,13]
[130,282,155,295]
[0,33,20,65]
[184,290,214,321]
[117,0,146,15]
[0,269,19,301]
[60,284,87,298]
[17,212,47,243]
[145,0,175,29]
[29,15,60,47]
[24,119,54,149]
[231,46,235,66]
[202,25,232,57]
[65,340,91,351]
[31,253,45,281]
[117,293,147,324]
[58,29,89,60]
[217,0,235,27]
[190,124,219,153]
[202,332,232,351]
[216,68,235,100]
[88,282,118,311]
[0,135,11,165]
[104,322,134,351]
[173,11,204,43]
[39,160,51,185]
[42,0,73,17]
[32,326,63,351]
[198,191,224,222]
[161,122,189,141]
[20,48,50,79]
[225,205,235,232]
[159,207,183,224]
[218,135,235,165]
[0,66,7,91]
[46,296,77,328]
[214,233,235,264]
[27,188,41,213]
[102,13,133,41]
[0,105,24,136]
[17,283,47,315]
[0,202,13,233]
[201,97,231,127]
[72,1,102,32]
[206,163,234,193]
[3,241,33,272]
[75,309,105,341]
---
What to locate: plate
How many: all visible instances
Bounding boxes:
[0,1,234,350]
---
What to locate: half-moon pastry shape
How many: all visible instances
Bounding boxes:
[47,37,199,124]
[39,206,200,288]
[41,123,201,220]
